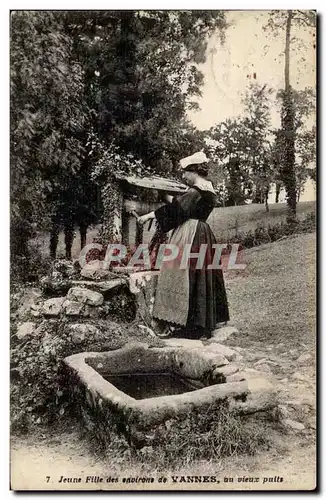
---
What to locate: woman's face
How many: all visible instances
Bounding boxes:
[182,170,197,186]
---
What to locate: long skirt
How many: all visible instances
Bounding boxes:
[152,219,229,338]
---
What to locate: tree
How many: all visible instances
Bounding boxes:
[242,83,274,211]
[272,87,316,204]
[11,11,228,269]
[265,10,316,221]
[61,10,227,169]
[206,83,273,208]
[10,11,88,274]
[207,119,253,206]
[295,126,316,201]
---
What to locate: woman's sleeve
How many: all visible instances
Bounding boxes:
[154,188,201,233]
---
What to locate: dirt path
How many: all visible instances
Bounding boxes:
[10,430,316,491]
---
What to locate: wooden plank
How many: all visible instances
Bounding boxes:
[123,199,162,215]
[115,174,187,193]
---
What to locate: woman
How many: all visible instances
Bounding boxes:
[138,152,229,339]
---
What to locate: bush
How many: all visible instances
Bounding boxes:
[218,211,316,250]
[11,239,52,284]
[10,316,163,434]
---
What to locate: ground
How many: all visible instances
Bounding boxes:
[10,231,316,491]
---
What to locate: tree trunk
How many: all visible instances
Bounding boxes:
[64,222,74,260]
[264,187,270,212]
[79,223,87,251]
[275,182,281,203]
[282,10,297,223]
[50,223,59,259]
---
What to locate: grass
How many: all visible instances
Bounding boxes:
[208,200,316,242]
[224,231,316,350]
[97,404,270,472]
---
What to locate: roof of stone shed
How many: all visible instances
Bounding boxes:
[114,174,188,193]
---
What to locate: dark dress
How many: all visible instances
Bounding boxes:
[153,186,230,338]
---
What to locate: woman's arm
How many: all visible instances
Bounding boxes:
[137,211,155,226]
[154,188,201,233]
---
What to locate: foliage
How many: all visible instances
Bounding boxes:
[11,238,52,284]
[11,10,228,272]
[61,10,226,169]
[242,83,274,208]
[94,401,270,468]
[264,10,316,220]
[10,316,163,433]
[206,83,273,207]
[11,319,70,433]
[10,11,88,270]
[217,211,316,250]
[207,119,252,206]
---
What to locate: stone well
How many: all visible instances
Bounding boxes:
[64,342,278,448]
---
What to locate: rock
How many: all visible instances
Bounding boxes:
[138,325,156,337]
[212,362,239,378]
[204,343,237,361]
[16,322,36,339]
[40,276,71,296]
[63,300,84,316]
[211,325,238,342]
[280,378,289,383]
[30,305,41,317]
[67,323,101,343]
[53,259,76,278]
[255,363,272,374]
[287,396,315,407]
[163,338,204,349]
[41,332,57,355]
[282,419,305,431]
[80,260,116,280]
[240,367,262,377]
[172,348,228,381]
[16,288,43,320]
[230,375,278,415]
[70,279,126,294]
[42,297,66,316]
[226,373,246,383]
[254,358,267,365]
[292,372,305,381]
[277,404,290,419]
[67,287,104,306]
[297,353,312,364]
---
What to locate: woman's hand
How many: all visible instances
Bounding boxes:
[137,212,155,226]
[163,194,174,204]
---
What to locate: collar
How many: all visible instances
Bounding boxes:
[193,179,216,194]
